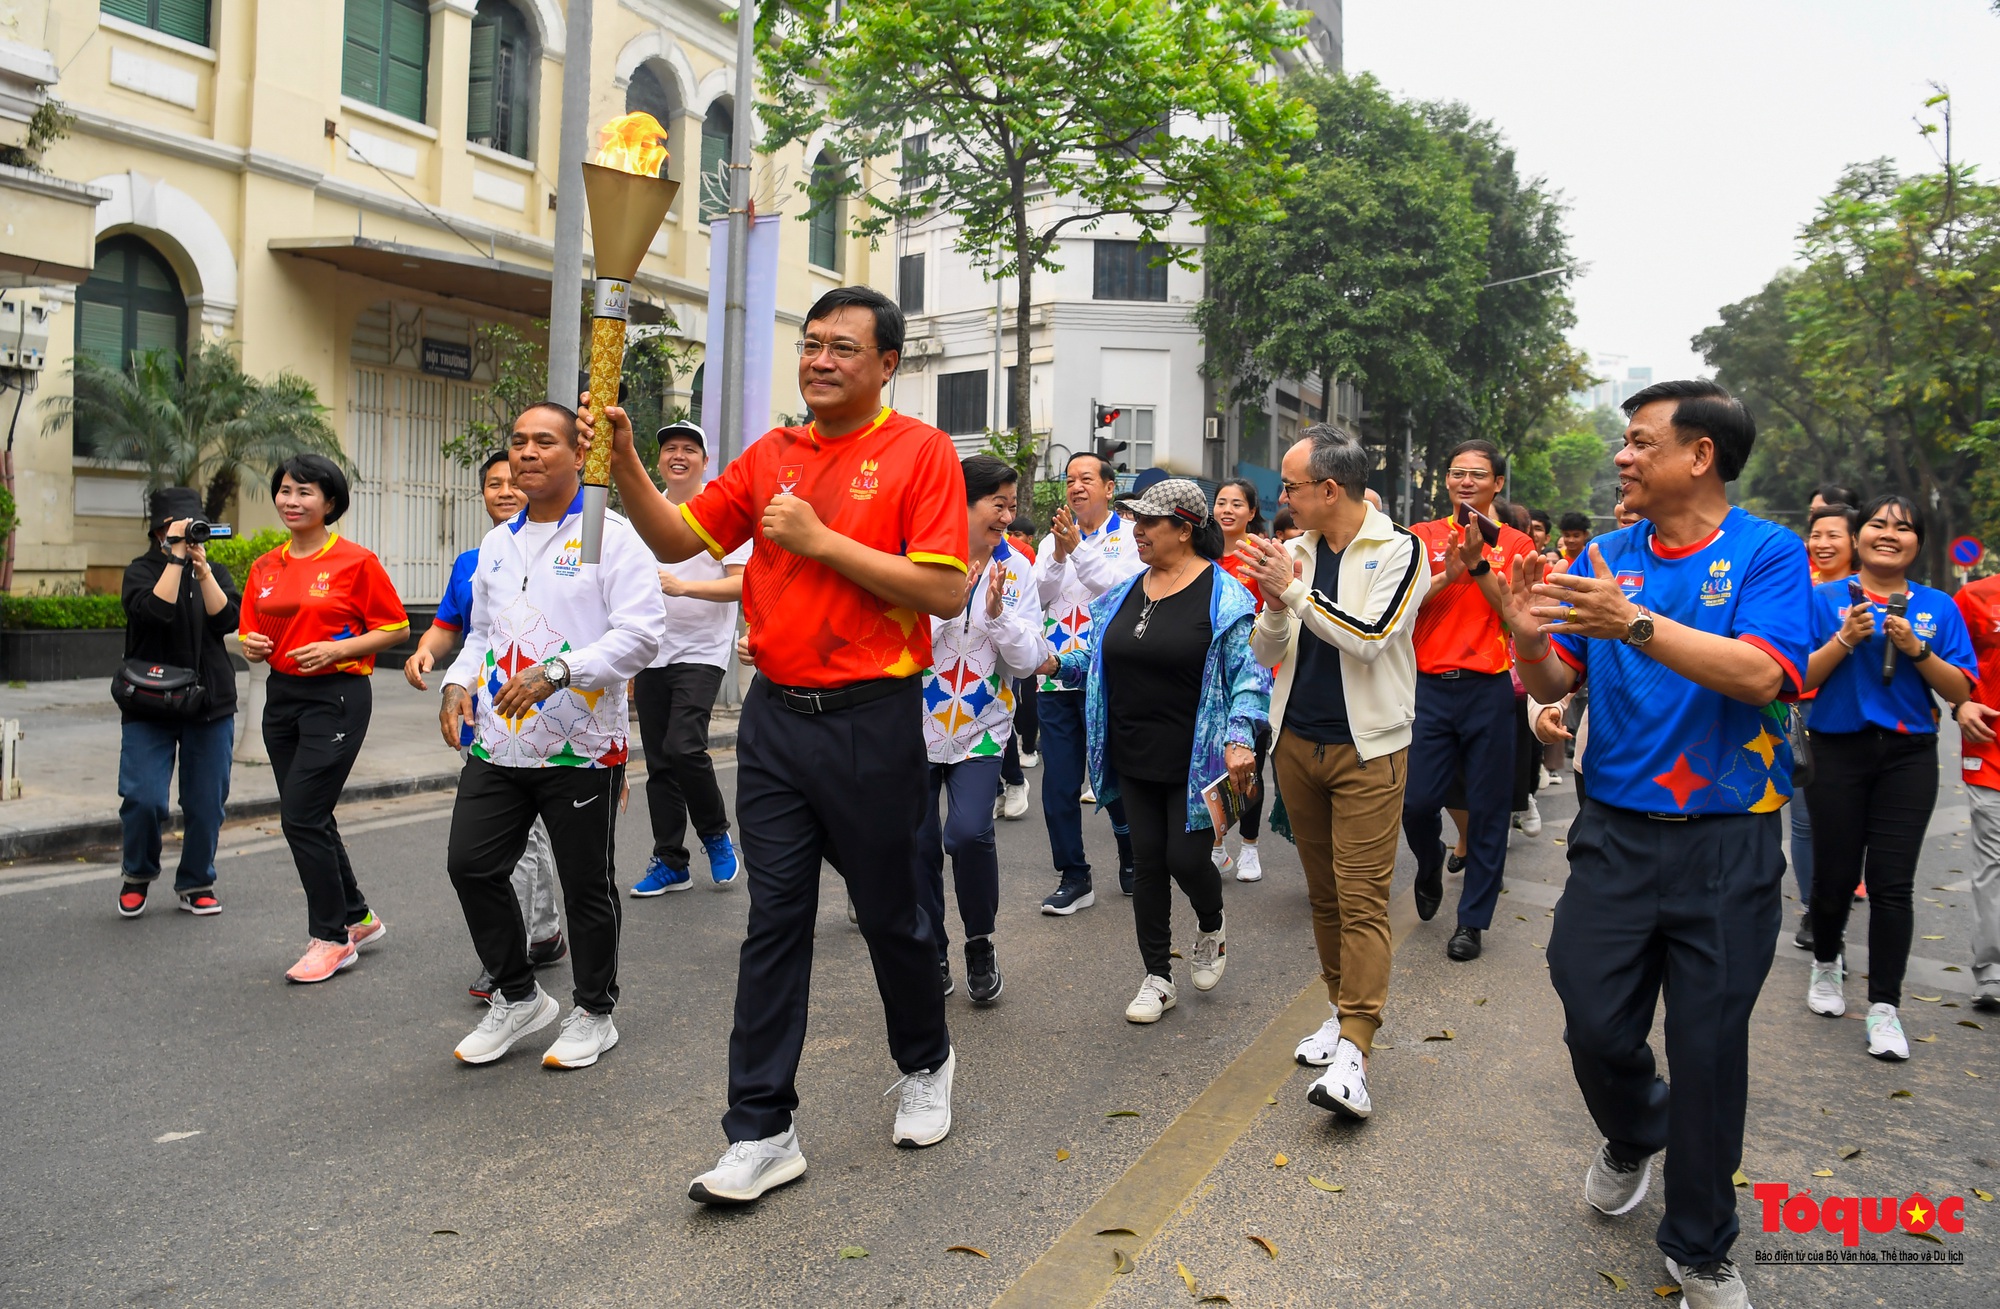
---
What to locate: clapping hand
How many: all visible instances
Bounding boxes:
[1050,506,1082,559]
[984,561,1007,619]
[1236,535,1298,607]
[1529,544,1637,640]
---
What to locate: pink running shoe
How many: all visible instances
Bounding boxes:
[286,939,358,984]
[346,912,387,950]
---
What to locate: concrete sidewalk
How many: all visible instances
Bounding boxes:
[0,671,736,861]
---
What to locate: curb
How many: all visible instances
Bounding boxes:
[0,729,737,863]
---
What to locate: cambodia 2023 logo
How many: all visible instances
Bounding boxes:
[1754,1181,1968,1246]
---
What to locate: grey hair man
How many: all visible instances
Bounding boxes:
[1238,424,1429,1123]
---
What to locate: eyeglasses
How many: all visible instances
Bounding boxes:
[1280,478,1329,495]
[1446,467,1494,482]
[794,339,879,361]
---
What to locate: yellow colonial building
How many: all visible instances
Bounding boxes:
[13,0,873,599]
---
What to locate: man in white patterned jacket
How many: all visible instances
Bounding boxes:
[437,401,666,1071]
[918,455,1045,1003]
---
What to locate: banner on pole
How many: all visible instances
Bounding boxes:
[704,214,783,469]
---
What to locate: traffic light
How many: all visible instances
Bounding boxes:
[1093,404,1121,430]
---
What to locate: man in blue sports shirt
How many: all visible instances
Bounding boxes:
[1503,379,1811,1309]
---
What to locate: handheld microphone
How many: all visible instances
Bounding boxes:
[1883,592,1908,684]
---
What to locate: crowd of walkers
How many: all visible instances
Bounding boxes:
[108,284,2000,1309]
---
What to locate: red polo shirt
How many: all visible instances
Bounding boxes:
[239,534,408,677]
[1955,575,2000,790]
[1409,516,1538,675]
[681,408,968,689]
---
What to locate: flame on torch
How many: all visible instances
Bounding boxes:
[593,111,669,177]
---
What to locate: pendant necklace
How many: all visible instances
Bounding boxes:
[1134,559,1193,640]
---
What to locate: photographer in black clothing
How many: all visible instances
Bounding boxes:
[116,487,241,918]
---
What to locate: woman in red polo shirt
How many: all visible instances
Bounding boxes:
[239,454,409,984]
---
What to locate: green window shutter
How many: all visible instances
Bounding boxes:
[154,0,209,44]
[502,35,531,158]
[700,126,728,221]
[384,0,429,121]
[342,0,384,104]
[133,310,180,360]
[100,1,149,25]
[466,17,497,141]
[77,302,125,369]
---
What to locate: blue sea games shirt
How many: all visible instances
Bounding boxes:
[1806,578,1977,735]
[1552,507,1811,815]
[431,546,481,632]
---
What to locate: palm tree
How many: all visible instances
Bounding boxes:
[46,342,345,520]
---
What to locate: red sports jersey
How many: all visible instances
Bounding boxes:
[1955,574,2000,790]
[1409,516,1539,675]
[239,534,409,677]
[1216,547,1263,609]
[681,408,969,689]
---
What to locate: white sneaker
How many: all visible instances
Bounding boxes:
[1664,1256,1751,1309]
[1865,1003,1910,1061]
[1001,781,1029,819]
[1305,1037,1371,1119]
[1210,843,1235,877]
[1294,1006,1343,1066]
[1234,843,1263,882]
[1520,796,1543,837]
[1125,973,1177,1023]
[542,1006,620,1068]
[1189,916,1227,991]
[1807,957,1846,1017]
[1020,750,1040,769]
[1545,767,1563,787]
[454,986,558,1064]
[688,1128,808,1205]
[1080,781,1096,804]
[1539,764,1556,789]
[888,1048,955,1147]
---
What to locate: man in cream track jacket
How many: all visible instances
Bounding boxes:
[438,401,667,1072]
[1240,425,1429,1125]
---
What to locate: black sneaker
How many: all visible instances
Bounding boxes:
[528,931,567,967]
[1041,878,1096,916]
[176,887,222,915]
[469,969,497,1001]
[1792,913,1814,952]
[1413,841,1445,921]
[939,956,955,997]
[1118,856,1136,897]
[965,939,1002,1004]
[117,880,149,919]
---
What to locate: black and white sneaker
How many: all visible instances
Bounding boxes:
[1041,878,1095,916]
[1584,1141,1653,1216]
[939,957,954,997]
[1664,1256,1750,1309]
[965,939,1002,1004]
[1305,1037,1371,1119]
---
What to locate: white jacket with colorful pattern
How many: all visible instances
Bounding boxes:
[921,540,1045,765]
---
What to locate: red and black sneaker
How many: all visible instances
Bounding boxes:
[177,887,222,916]
[528,931,568,968]
[117,881,149,919]
[468,969,497,1001]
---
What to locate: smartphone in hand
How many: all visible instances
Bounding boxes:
[1454,501,1502,547]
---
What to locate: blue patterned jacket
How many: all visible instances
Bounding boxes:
[1056,563,1272,832]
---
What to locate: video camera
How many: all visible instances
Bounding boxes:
[171,519,234,545]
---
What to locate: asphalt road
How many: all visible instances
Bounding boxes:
[1,752,1993,1308]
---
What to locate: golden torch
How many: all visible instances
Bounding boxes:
[579,112,679,563]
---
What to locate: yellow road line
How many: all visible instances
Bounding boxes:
[993,891,1423,1309]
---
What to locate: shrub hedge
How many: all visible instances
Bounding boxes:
[0,594,126,629]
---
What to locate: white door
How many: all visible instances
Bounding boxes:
[347,367,492,606]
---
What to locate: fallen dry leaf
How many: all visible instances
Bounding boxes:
[1915,1035,1938,1043]
[1907,1229,1944,1245]
[1838,1146,1862,1160]
[1272,1152,1288,1167]
[1959,1020,1985,1029]
[1921,934,1945,940]
[1812,1169,1834,1177]
[1974,1189,1994,1202]
[1096,1228,1138,1238]
[1248,1234,1277,1259]
[1532,942,1545,950]
[1056,1148,1071,1161]
[1732,1168,1751,1188]
[1264,1095,1278,1106]
[1112,1248,1134,1275]
[431,1229,459,1236]
[1944,965,1963,972]
[1654,1286,1681,1298]
[1176,1261,1199,1295]
[1890,1089,1913,1099]
[946,1245,990,1258]
[1106,1110,1141,1118]
[838,1246,868,1259]
[1598,1270,1629,1290]
[1307,1176,1344,1193]
[1968,1070,1983,1079]
[1474,997,1488,1006]
[1515,914,1528,921]
[1197,1297,1232,1305]
[1422,1029,1455,1042]
[1912,994,1943,1003]
[1553,837,1566,844]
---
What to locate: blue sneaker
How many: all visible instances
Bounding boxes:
[1040,877,1095,916]
[703,833,740,889]
[631,857,692,897]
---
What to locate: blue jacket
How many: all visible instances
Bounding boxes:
[1056,562,1272,831]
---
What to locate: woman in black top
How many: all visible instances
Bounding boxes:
[1048,478,1269,1025]
[116,487,241,918]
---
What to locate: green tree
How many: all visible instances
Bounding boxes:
[1544,427,1605,516]
[758,0,1313,478]
[1197,71,1485,504]
[48,342,344,521]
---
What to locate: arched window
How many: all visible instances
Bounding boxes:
[468,0,535,158]
[699,101,733,223]
[625,63,680,174]
[343,0,430,122]
[75,236,186,372]
[689,362,704,427]
[807,150,842,272]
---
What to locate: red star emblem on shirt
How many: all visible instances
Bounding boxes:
[495,643,537,680]
[1651,754,1712,810]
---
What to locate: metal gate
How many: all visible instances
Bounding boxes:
[347,367,492,604]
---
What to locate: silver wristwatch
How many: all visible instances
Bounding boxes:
[546,658,572,691]
[1623,606,1656,647]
